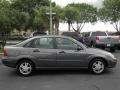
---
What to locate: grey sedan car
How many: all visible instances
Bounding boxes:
[2,35,117,76]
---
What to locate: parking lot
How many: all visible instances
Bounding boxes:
[0,50,119,90]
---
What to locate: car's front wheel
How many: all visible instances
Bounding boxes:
[17,60,34,76]
[89,59,105,74]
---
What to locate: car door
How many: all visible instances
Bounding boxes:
[55,37,86,67]
[29,37,57,67]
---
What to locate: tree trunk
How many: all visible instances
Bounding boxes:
[76,22,79,32]
[68,23,70,32]
[1,33,7,48]
[55,22,59,35]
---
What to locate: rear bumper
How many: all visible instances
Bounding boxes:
[1,57,17,68]
[95,43,120,48]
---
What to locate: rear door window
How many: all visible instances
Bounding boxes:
[32,37,54,49]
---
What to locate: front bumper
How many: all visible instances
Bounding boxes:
[107,58,117,68]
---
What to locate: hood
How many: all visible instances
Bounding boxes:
[85,48,111,55]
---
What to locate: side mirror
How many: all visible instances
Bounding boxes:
[77,47,82,51]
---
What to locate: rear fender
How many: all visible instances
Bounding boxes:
[16,55,37,67]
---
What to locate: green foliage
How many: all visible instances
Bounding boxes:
[0,0,51,47]
[12,11,30,31]
[69,3,97,23]
[62,6,79,31]
[52,5,63,34]
[52,5,62,22]
[33,6,49,32]
[0,0,99,37]
[11,0,50,31]
[98,0,120,32]
[64,6,79,23]
[0,0,13,32]
[0,0,14,47]
[11,0,50,14]
[63,3,97,32]
[0,48,3,53]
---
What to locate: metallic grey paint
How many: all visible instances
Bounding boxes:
[2,35,117,69]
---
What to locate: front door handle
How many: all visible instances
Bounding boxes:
[33,49,40,52]
[59,51,65,54]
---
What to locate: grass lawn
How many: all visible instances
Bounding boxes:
[0,48,3,53]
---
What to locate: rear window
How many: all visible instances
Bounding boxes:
[91,32,107,36]
[32,37,54,49]
[62,32,79,40]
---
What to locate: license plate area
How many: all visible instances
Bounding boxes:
[107,44,111,47]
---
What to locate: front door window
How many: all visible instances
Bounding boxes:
[56,38,79,50]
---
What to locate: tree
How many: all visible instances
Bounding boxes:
[11,0,50,14]
[33,2,62,35]
[52,5,62,34]
[98,0,120,32]
[12,11,30,34]
[63,3,97,33]
[0,0,15,47]
[11,0,50,31]
[63,6,79,32]
[33,6,49,32]
[70,3,97,33]
[0,0,51,47]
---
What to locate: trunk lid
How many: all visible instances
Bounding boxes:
[96,36,120,44]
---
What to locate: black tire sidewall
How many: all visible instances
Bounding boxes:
[17,60,34,76]
[89,59,105,75]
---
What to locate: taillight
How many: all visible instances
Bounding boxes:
[3,50,8,56]
[96,36,99,41]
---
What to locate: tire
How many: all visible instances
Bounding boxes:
[90,41,94,48]
[89,59,106,75]
[117,46,120,50]
[110,48,115,52]
[17,60,34,76]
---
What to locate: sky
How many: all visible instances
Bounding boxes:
[52,0,103,8]
[51,0,117,32]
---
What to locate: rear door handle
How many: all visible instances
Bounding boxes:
[33,49,40,52]
[59,51,65,54]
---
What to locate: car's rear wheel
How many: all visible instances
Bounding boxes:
[89,59,105,74]
[17,60,34,76]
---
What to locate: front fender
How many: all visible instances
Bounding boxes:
[86,54,108,66]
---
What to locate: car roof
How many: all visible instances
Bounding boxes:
[15,35,87,49]
[31,35,71,39]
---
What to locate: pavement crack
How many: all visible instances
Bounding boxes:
[92,84,101,90]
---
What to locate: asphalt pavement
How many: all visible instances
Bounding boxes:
[0,50,120,90]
